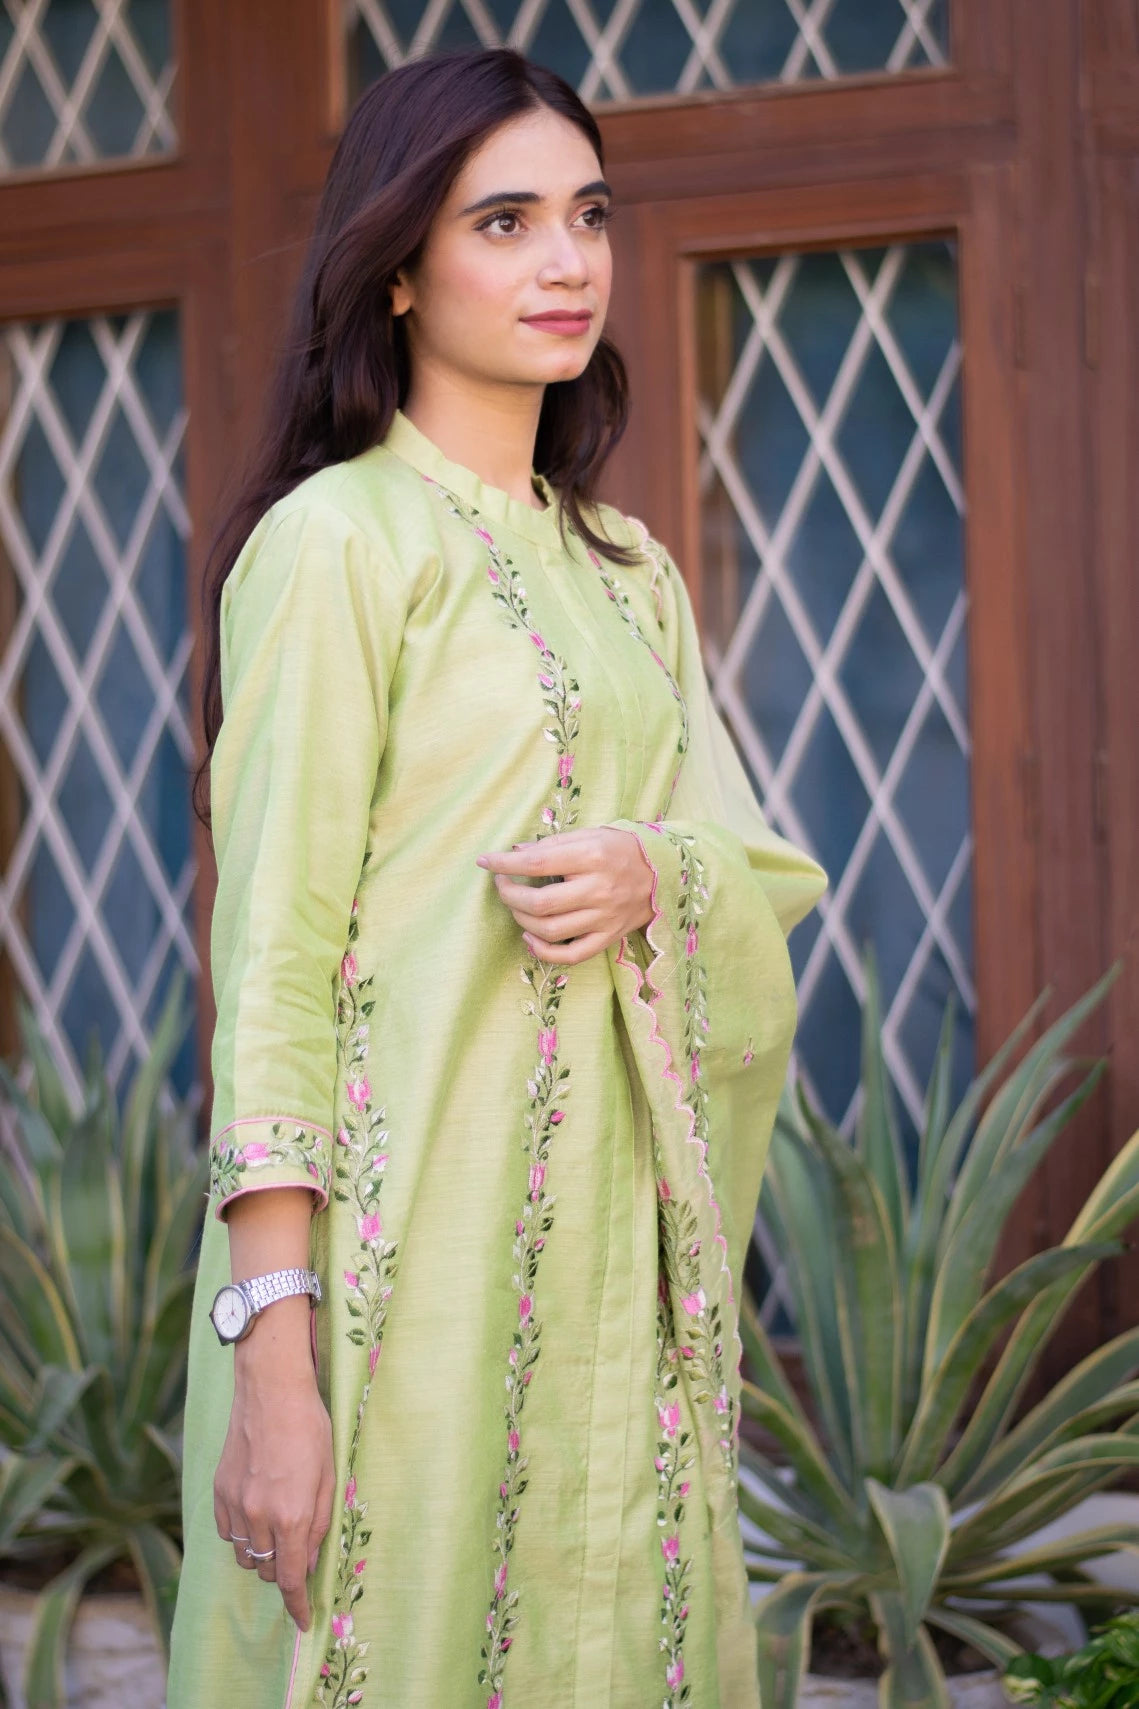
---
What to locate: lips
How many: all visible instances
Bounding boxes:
[522,311,594,335]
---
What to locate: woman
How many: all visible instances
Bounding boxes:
[168,46,826,1709]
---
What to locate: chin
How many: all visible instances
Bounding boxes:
[517,348,598,387]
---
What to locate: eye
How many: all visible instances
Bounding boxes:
[577,203,615,230]
[477,207,524,236]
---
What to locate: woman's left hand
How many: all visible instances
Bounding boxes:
[477,827,655,965]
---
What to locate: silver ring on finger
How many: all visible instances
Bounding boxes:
[244,1545,277,1561]
[229,1532,251,1544]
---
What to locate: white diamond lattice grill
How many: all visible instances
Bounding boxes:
[695,246,972,1331]
[0,0,175,174]
[0,309,197,1109]
[345,0,948,102]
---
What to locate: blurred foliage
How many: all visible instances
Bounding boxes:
[1004,1608,1139,1706]
[0,975,205,1708]
[742,957,1139,1709]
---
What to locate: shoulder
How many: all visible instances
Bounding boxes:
[581,500,685,630]
[230,447,443,612]
[585,500,672,567]
[271,446,440,561]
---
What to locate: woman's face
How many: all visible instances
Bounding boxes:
[391,106,613,392]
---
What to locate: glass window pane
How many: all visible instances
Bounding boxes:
[0,0,176,176]
[0,309,198,1107]
[693,242,972,1322]
[345,0,951,103]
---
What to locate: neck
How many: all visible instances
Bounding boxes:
[401,366,546,509]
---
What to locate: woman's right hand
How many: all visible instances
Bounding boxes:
[213,1294,335,1631]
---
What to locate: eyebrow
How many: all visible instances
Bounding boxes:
[458,179,613,216]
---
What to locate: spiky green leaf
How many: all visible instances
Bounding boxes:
[924,1607,1023,1671]
[127,1523,181,1658]
[763,1107,853,1483]
[755,1571,865,1709]
[804,1107,902,1476]
[898,1244,1116,1485]
[857,951,909,1247]
[870,1594,950,1709]
[924,1066,1105,1375]
[866,1479,950,1648]
[22,1542,121,1709]
[959,1328,1139,1504]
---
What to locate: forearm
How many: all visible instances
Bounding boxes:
[226,1188,316,1386]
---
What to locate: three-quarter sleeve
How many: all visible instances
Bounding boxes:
[206,500,405,1221]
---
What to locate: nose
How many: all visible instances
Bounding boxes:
[537,222,590,290]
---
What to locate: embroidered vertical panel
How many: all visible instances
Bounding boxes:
[422,479,578,1709]
[317,854,401,1708]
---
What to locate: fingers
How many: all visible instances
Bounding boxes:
[476,832,602,879]
[524,929,611,965]
[513,906,598,944]
[240,1518,279,1583]
[214,1491,250,1573]
[213,1503,316,1633]
[493,873,593,917]
[274,1528,312,1631]
[307,1458,335,1576]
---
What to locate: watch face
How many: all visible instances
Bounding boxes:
[211,1285,249,1343]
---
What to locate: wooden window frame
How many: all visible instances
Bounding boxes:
[0,0,1135,1378]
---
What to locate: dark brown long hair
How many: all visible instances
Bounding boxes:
[193,47,636,832]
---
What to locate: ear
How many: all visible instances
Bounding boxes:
[389,270,413,318]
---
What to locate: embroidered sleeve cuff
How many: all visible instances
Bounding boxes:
[209,1117,333,1221]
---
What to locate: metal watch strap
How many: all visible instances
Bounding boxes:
[239,1266,322,1315]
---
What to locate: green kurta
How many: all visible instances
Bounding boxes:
[167,410,826,1709]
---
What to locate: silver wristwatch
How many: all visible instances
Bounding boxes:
[210,1267,322,1345]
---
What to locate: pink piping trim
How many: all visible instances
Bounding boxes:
[282,1626,302,1709]
[213,1115,334,1143]
[213,1178,329,1223]
[614,823,744,1451]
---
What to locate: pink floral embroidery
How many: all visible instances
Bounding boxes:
[317,852,400,1709]
[422,481,577,1709]
[654,1277,695,1709]
[621,515,670,627]
[580,627,735,1709]
[586,549,689,815]
[209,1120,329,1204]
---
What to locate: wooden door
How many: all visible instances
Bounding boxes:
[2,0,1136,1380]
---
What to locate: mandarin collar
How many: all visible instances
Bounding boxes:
[379,408,564,549]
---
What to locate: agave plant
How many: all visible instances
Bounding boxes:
[0,974,206,1707]
[741,959,1139,1709]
